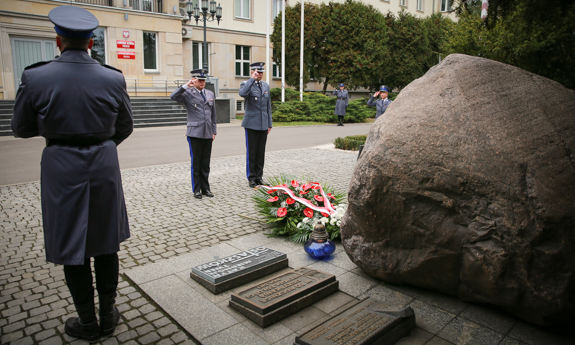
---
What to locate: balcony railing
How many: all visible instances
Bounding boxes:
[75,0,113,5]
[129,0,164,13]
[68,0,164,13]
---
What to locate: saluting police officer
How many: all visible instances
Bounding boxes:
[367,85,393,119]
[332,83,349,126]
[11,6,133,342]
[239,62,272,188]
[171,69,217,199]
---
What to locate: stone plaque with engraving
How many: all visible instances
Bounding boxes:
[229,267,339,327]
[190,247,288,294]
[295,297,416,345]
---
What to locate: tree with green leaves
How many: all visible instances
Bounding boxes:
[271,0,390,93]
[449,0,575,90]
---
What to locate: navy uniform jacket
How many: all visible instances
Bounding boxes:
[170,86,217,139]
[332,90,349,116]
[239,78,272,131]
[367,96,393,119]
[11,49,133,265]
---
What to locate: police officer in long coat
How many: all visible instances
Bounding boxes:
[367,85,393,119]
[11,6,132,342]
[332,83,349,126]
[171,69,217,199]
[239,62,272,188]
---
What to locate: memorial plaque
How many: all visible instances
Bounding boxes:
[295,297,416,345]
[229,267,339,327]
[190,247,288,294]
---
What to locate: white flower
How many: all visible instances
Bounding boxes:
[297,222,302,228]
[320,217,328,224]
[330,218,336,225]
[302,217,309,224]
[337,221,341,226]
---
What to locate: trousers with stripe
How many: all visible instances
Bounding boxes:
[245,128,268,182]
[187,136,212,193]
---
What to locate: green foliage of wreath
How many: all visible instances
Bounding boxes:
[252,175,346,244]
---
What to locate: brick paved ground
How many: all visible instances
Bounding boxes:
[0,147,357,345]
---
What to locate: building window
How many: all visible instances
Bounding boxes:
[235,0,250,19]
[236,100,244,111]
[417,0,423,11]
[235,45,250,77]
[143,32,158,71]
[272,63,281,78]
[272,0,283,20]
[90,28,106,65]
[192,42,210,71]
[400,0,407,7]
[440,0,451,12]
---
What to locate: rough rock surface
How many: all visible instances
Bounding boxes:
[341,54,575,326]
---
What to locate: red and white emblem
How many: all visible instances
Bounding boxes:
[123,31,130,38]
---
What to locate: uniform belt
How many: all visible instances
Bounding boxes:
[338,98,346,100]
[46,138,107,146]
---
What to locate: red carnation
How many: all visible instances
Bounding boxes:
[286,198,295,205]
[291,180,299,188]
[299,191,309,195]
[302,183,311,191]
[321,212,330,217]
[267,196,279,202]
[277,207,287,217]
[304,208,314,218]
[314,195,324,202]
[311,184,321,190]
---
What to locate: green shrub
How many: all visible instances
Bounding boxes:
[271,88,390,123]
[334,135,367,151]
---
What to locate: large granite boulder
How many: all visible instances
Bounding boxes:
[341,54,575,326]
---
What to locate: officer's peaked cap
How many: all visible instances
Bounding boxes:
[191,69,208,80]
[250,62,265,72]
[49,6,99,39]
[379,85,390,92]
[339,83,344,87]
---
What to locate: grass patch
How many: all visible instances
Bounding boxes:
[274,121,331,127]
[235,115,244,120]
[334,135,367,151]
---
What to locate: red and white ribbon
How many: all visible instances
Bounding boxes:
[259,182,336,215]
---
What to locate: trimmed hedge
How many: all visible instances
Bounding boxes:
[334,135,367,151]
[270,88,397,123]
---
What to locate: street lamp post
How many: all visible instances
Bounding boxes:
[186,0,222,72]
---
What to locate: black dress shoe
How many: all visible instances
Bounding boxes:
[202,190,214,197]
[65,317,100,342]
[249,180,257,188]
[194,192,202,199]
[255,179,265,186]
[100,306,120,337]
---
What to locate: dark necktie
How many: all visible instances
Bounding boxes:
[200,90,206,102]
[257,82,262,92]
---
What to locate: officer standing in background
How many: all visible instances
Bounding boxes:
[171,69,217,199]
[11,6,133,342]
[367,85,393,119]
[332,83,349,126]
[239,62,272,188]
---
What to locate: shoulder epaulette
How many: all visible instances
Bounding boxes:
[102,64,123,73]
[24,60,52,70]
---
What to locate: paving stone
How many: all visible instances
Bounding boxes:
[38,336,63,345]
[138,331,161,344]
[437,316,504,345]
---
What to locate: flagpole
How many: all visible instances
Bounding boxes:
[300,1,304,102]
[281,0,285,103]
[266,0,270,84]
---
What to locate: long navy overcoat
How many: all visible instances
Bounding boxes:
[11,49,133,265]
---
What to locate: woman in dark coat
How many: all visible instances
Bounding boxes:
[332,83,349,126]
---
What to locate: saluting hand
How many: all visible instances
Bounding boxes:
[374,91,380,97]
[186,78,197,88]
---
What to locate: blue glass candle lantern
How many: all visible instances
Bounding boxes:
[304,223,336,259]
